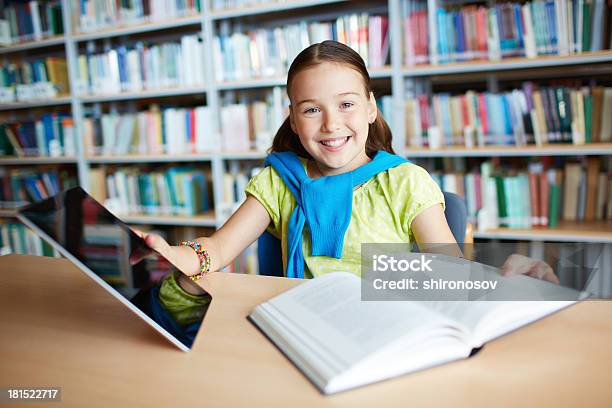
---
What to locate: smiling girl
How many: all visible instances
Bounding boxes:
[135,41,557,328]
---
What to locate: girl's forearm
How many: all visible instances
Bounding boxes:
[171,235,224,295]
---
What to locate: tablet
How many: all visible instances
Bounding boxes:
[17,186,206,351]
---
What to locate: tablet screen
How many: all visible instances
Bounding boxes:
[18,186,206,350]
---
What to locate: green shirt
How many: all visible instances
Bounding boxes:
[245,159,445,278]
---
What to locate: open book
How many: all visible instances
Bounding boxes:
[249,258,584,395]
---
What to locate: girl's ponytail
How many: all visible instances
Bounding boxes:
[366,108,395,157]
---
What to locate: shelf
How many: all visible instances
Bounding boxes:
[87,154,214,163]
[216,78,285,90]
[71,15,203,42]
[210,0,349,20]
[121,211,217,227]
[403,51,612,77]
[221,151,267,160]
[216,66,391,90]
[369,66,393,79]
[0,35,65,54]
[78,86,208,103]
[474,221,612,243]
[0,209,18,218]
[0,156,78,165]
[407,143,612,158]
[0,97,72,111]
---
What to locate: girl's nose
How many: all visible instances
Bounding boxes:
[321,112,341,133]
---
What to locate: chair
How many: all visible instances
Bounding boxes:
[257,191,470,277]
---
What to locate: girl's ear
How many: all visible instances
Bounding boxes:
[368,92,377,124]
[289,105,298,133]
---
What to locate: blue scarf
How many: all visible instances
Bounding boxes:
[264,151,408,278]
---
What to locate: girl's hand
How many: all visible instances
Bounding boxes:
[130,229,176,266]
[500,254,560,284]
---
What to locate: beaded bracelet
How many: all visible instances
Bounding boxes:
[179,241,211,281]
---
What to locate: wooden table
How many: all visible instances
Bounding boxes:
[1,254,611,407]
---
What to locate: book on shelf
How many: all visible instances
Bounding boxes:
[0,0,64,45]
[90,165,212,217]
[222,165,262,209]
[77,33,205,95]
[213,12,389,82]
[0,220,58,257]
[0,167,77,209]
[83,104,217,156]
[74,0,201,32]
[402,0,429,65]
[219,96,280,152]
[426,157,612,230]
[211,0,279,11]
[249,257,581,395]
[404,0,611,66]
[0,56,69,102]
[405,84,612,149]
[0,114,75,157]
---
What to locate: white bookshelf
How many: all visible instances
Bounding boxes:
[0,0,609,246]
[209,0,350,19]
[0,97,72,111]
[87,154,214,164]
[77,86,210,103]
[403,51,612,77]
[407,144,612,158]
[0,157,78,165]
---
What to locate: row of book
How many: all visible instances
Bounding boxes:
[83,104,216,156]
[0,221,58,257]
[0,168,77,208]
[210,0,273,11]
[0,0,64,45]
[74,0,201,32]
[405,85,612,149]
[222,166,261,207]
[403,0,612,65]
[76,34,205,95]
[88,166,212,217]
[213,13,389,82]
[0,115,76,157]
[429,157,612,229]
[82,97,281,155]
[0,57,69,102]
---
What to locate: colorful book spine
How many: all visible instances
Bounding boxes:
[406,84,612,149]
[426,157,612,230]
[428,0,610,65]
[93,166,212,216]
[0,115,74,157]
[213,12,389,82]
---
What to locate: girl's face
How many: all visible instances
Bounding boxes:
[289,62,377,176]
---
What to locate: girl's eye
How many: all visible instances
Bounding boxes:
[341,102,354,109]
[304,107,320,114]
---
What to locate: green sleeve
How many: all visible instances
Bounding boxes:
[158,271,211,326]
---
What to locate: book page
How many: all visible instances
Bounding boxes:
[392,254,582,346]
[263,272,458,367]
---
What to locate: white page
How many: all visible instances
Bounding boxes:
[263,272,453,368]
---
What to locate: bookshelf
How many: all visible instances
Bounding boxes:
[407,143,612,158]
[0,0,611,266]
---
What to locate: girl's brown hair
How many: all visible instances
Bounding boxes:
[270,40,394,159]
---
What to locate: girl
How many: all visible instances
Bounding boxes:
[136,41,557,313]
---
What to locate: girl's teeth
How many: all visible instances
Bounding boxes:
[321,137,349,147]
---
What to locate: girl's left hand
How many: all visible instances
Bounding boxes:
[500,254,560,284]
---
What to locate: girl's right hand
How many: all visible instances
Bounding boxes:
[130,229,176,266]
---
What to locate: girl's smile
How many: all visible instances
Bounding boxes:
[319,135,351,151]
